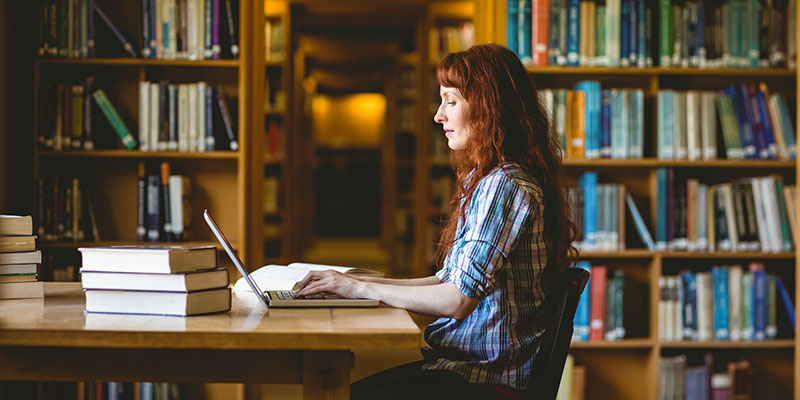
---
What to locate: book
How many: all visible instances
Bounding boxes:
[0,251,42,265]
[0,274,37,283]
[84,287,231,316]
[0,264,38,275]
[78,246,217,274]
[626,193,655,250]
[0,215,33,236]
[232,262,384,292]
[0,281,43,299]
[589,265,607,340]
[0,236,36,253]
[215,85,238,151]
[81,268,228,292]
[92,89,137,150]
[94,2,138,57]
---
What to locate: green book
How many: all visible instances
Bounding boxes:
[772,176,794,251]
[92,89,137,150]
[658,0,672,66]
[766,275,777,339]
[605,278,616,340]
[595,6,607,66]
[614,269,625,339]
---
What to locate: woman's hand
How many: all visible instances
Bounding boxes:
[294,270,367,299]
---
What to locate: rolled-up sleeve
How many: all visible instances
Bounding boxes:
[442,174,533,299]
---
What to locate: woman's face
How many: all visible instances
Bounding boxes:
[433,86,470,150]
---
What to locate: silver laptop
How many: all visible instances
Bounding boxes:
[203,209,379,308]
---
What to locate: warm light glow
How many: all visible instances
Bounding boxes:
[312,94,386,148]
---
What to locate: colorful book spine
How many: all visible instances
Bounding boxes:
[567,0,581,65]
[573,261,592,341]
[508,0,520,58]
[589,265,607,340]
[712,266,730,340]
[92,89,137,150]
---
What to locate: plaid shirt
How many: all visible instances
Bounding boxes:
[422,164,548,391]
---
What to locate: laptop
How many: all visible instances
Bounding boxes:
[203,209,379,308]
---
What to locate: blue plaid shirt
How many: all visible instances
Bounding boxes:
[422,164,548,391]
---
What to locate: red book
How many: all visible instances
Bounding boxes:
[589,265,607,340]
[532,0,550,65]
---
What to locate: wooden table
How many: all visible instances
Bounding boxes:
[0,283,421,399]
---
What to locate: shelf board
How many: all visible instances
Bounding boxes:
[525,66,796,77]
[264,109,285,117]
[38,150,239,159]
[38,58,240,68]
[264,158,284,166]
[661,251,795,259]
[265,59,285,67]
[571,338,654,349]
[563,159,796,168]
[660,339,794,349]
[40,240,233,250]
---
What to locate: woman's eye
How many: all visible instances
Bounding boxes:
[447,101,456,105]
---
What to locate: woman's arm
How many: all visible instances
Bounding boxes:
[295,271,478,320]
[355,275,441,286]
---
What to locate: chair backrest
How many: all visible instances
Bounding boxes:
[527,267,590,400]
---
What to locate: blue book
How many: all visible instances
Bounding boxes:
[600,90,612,158]
[680,271,697,340]
[637,0,646,66]
[148,0,157,58]
[573,261,592,341]
[107,382,120,400]
[739,86,768,159]
[754,90,777,159]
[141,0,151,58]
[575,81,601,158]
[140,382,154,400]
[507,0,520,58]
[620,0,631,66]
[566,0,581,66]
[549,0,563,65]
[695,0,706,66]
[775,277,796,332]
[655,168,668,250]
[628,0,638,66]
[657,91,675,159]
[713,267,730,340]
[625,193,655,250]
[520,0,533,64]
[752,265,767,341]
[726,85,757,159]
[581,172,598,250]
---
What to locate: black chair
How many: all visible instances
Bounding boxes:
[492,267,590,399]
[525,266,590,400]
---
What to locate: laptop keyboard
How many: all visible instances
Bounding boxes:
[275,291,343,300]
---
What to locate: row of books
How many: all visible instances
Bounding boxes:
[570,174,648,251]
[38,80,138,151]
[556,354,587,400]
[508,0,796,69]
[542,84,645,160]
[39,0,240,60]
[138,81,238,152]
[572,263,626,342]
[35,176,99,243]
[80,245,230,316]
[657,86,796,161]
[265,18,284,62]
[264,69,286,112]
[264,120,284,161]
[659,354,753,400]
[429,22,475,62]
[137,162,192,243]
[0,216,44,300]
[655,170,797,252]
[659,263,795,342]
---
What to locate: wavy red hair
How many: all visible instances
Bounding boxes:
[434,43,577,292]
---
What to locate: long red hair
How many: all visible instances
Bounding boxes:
[434,44,577,291]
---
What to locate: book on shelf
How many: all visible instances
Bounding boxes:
[232,263,385,292]
[138,161,193,243]
[92,88,137,150]
[571,173,638,251]
[511,0,793,68]
[660,263,793,342]
[37,78,97,151]
[263,176,280,214]
[430,21,475,62]
[81,267,228,292]
[0,215,33,236]
[572,262,626,342]
[84,287,231,316]
[94,3,138,58]
[655,169,795,253]
[77,245,217,274]
[659,85,796,161]
[265,17,285,61]
[36,177,95,243]
[555,354,587,400]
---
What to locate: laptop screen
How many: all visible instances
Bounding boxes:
[203,209,270,308]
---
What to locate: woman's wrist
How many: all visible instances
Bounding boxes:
[355,280,373,300]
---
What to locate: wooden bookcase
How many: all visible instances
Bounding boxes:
[33,0,263,276]
[472,0,800,398]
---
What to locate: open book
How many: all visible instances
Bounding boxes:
[232,263,385,292]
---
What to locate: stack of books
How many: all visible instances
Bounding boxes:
[78,246,230,316]
[0,215,44,299]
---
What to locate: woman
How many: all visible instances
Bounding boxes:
[295,43,577,398]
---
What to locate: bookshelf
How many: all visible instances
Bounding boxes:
[32,0,262,277]
[472,0,799,398]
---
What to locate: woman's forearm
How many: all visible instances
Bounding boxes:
[356,281,478,320]
[357,275,440,286]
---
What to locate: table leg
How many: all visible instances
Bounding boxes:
[302,350,351,400]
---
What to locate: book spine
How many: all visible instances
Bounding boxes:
[658,0,672,66]
[600,89,611,158]
[149,83,160,151]
[754,90,777,160]
[137,163,147,242]
[567,0,581,66]
[224,0,238,58]
[775,277,796,332]
[589,265,607,340]
[159,80,168,150]
[139,81,150,151]
[149,0,157,58]
[146,174,161,241]
[82,77,93,150]
[713,266,730,340]
[766,275,777,338]
[533,0,550,65]
[751,263,766,341]
[71,84,83,149]
[161,162,173,242]
[168,84,178,150]
[92,89,137,149]
[215,85,237,151]
[605,277,616,340]
[204,0,213,58]
[573,261,592,341]
[614,269,625,339]
[142,0,152,58]
[549,0,562,64]
[582,171,598,250]
[94,3,138,57]
[212,0,220,59]
[205,85,215,150]
[508,0,520,58]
